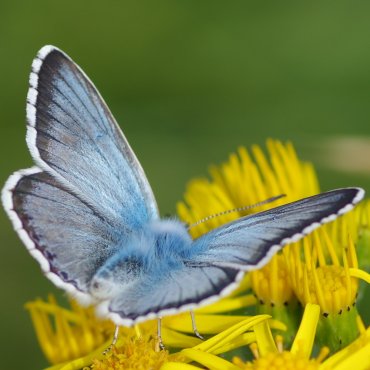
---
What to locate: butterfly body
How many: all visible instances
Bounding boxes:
[2,45,365,326]
[90,219,193,300]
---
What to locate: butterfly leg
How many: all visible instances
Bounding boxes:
[112,325,120,345]
[156,317,166,351]
[190,311,204,340]
[103,325,120,355]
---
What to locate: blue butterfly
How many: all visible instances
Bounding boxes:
[1,46,365,329]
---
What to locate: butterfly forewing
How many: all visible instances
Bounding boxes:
[190,188,364,270]
[27,46,158,228]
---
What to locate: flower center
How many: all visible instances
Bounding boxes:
[93,333,170,370]
[300,265,357,314]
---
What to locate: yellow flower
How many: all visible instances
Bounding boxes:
[25,139,370,369]
[356,199,370,271]
[26,294,282,370]
[232,304,325,370]
[178,140,319,240]
[164,304,370,370]
[177,140,320,343]
[25,295,113,366]
[284,226,370,350]
[92,328,171,370]
[177,140,319,310]
[26,285,286,369]
[162,314,275,370]
[177,139,370,349]
[161,304,370,370]
[231,303,370,370]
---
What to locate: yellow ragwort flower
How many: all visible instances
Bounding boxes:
[26,285,286,369]
[177,139,370,349]
[177,139,320,342]
[232,303,370,370]
[25,295,114,366]
[177,140,319,309]
[164,304,370,370]
[178,140,319,240]
[26,139,370,369]
[162,314,274,370]
[284,225,370,350]
[158,304,370,370]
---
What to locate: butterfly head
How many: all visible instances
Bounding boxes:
[89,255,143,300]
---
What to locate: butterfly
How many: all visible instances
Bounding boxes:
[1,45,365,328]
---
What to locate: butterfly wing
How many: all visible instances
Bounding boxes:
[26,45,158,227]
[2,46,159,303]
[190,188,365,270]
[3,168,124,303]
[102,265,243,326]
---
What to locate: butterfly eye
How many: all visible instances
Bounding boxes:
[92,281,101,290]
[89,256,144,300]
[90,276,118,299]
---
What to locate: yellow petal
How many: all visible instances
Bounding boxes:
[254,320,278,356]
[161,362,202,370]
[181,349,240,370]
[349,268,370,283]
[162,327,202,348]
[290,303,320,359]
[195,295,256,314]
[324,342,370,370]
[164,314,256,334]
[194,315,270,353]
[45,339,110,370]
[320,327,370,369]
[210,332,256,355]
[267,318,287,332]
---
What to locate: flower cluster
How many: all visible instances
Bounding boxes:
[26,140,370,369]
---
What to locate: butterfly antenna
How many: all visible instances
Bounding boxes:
[187,194,286,229]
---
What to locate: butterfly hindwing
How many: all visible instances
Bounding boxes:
[3,168,126,302]
[105,265,242,325]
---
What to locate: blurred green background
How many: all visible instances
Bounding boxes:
[1,1,370,368]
